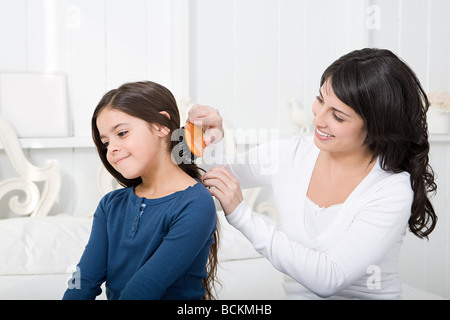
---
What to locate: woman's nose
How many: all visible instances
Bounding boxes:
[312,106,326,127]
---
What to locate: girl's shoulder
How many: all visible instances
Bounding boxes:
[97,187,134,208]
[102,186,131,200]
[93,187,133,220]
[97,182,215,214]
[167,181,217,230]
[177,181,215,209]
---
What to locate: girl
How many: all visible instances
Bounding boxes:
[193,48,437,299]
[63,81,218,300]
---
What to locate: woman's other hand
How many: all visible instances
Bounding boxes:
[202,166,244,215]
[187,105,224,146]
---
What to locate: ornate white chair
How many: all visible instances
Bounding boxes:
[0,116,61,217]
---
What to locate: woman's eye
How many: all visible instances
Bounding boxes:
[332,113,344,123]
[102,141,109,148]
[118,131,128,137]
[316,96,324,104]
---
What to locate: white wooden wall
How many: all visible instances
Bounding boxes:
[367,0,450,299]
[0,0,449,298]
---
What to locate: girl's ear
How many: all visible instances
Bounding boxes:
[154,111,171,137]
[152,124,171,138]
[159,111,171,120]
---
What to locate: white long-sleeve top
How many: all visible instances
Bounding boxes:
[221,136,413,299]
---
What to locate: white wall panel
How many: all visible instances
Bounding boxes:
[399,0,429,89]
[147,0,173,90]
[368,0,401,51]
[26,0,72,73]
[335,0,367,55]
[428,0,450,92]
[0,0,27,70]
[400,143,450,298]
[278,0,306,137]
[195,0,236,127]
[105,0,149,89]
[233,0,279,130]
[302,0,340,114]
[70,0,107,137]
[367,1,450,298]
[427,143,450,297]
[170,0,192,98]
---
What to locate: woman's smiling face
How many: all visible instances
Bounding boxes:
[312,79,369,156]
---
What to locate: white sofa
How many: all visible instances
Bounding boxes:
[0,212,446,300]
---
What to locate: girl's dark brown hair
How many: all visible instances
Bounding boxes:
[321,48,437,239]
[91,81,219,299]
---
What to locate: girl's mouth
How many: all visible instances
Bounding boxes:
[115,155,130,165]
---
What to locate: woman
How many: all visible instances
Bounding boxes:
[193,48,437,299]
[63,81,218,300]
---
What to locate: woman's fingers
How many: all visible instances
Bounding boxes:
[203,127,223,146]
[187,105,224,146]
[203,167,233,188]
[203,167,238,196]
[202,167,243,215]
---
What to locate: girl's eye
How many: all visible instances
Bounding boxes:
[102,141,109,148]
[118,131,128,137]
[332,112,344,123]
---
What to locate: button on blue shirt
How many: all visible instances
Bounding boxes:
[63,181,216,300]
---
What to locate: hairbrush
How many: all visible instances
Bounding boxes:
[174,122,206,164]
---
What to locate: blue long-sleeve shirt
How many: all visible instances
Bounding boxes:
[63,181,216,300]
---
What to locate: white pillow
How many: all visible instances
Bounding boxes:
[0,216,92,275]
[216,211,262,261]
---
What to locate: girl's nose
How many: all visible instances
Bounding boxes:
[108,139,120,153]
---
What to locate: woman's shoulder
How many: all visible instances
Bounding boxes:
[373,161,412,187]
[267,134,318,165]
[261,134,315,149]
[365,161,413,202]
[252,134,316,159]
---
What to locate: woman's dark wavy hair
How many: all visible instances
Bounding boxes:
[91,81,219,299]
[321,48,437,239]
